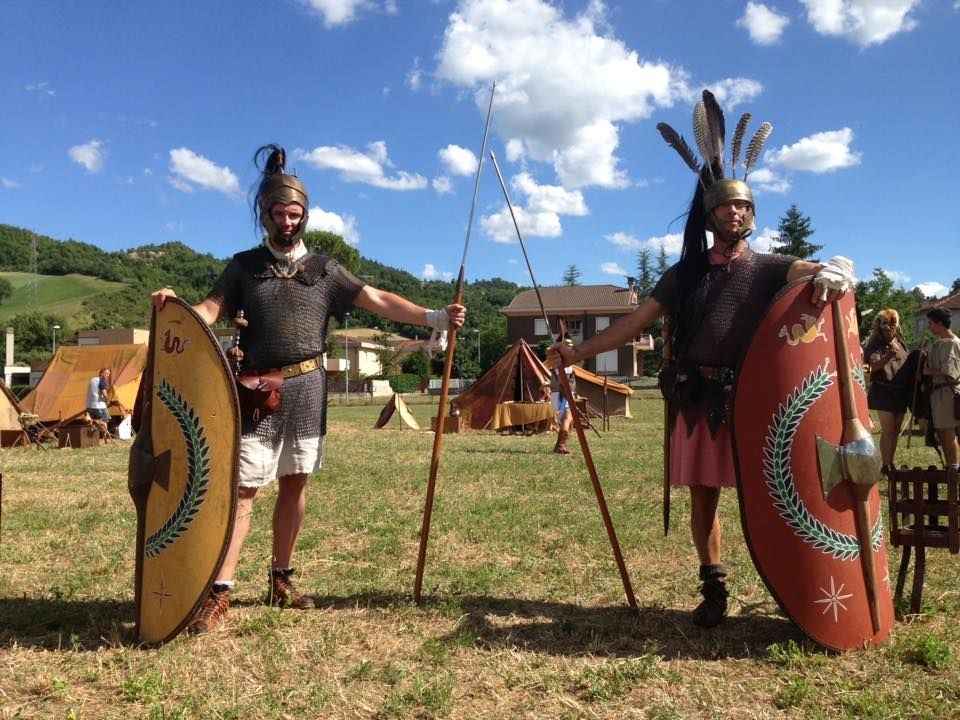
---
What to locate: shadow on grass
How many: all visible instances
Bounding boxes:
[0,596,134,650]
[309,590,811,661]
[0,590,811,660]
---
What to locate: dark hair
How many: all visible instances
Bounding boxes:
[926,307,952,328]
[671,167,714,352]
[251,144,286,230]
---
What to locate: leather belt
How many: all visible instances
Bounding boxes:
[696,365,734,383]
[280,356,323,379]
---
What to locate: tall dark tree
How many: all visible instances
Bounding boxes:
[0,277,12,304]
[656,242,669,278]
[636,248,654,296]
[950,277,960,296]
[562,264,581,286]
[770,204,822,260]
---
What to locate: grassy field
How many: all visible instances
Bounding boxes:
[1,395,958,719]
[0,272,128,326]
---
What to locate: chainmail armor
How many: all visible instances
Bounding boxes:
[653,248,795,436]
[206,245,364,438]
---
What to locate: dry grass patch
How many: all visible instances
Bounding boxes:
[0,399,958,718]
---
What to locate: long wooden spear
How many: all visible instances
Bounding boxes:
[488,150,637,608]
[414,82,495,604]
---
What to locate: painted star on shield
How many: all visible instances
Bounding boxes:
[813,576,854,623]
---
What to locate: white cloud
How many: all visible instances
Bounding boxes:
[481,170,589,242]
[737,2,791,45]
[307,206,360,245]
[168,148,242,196]
[69,140,106,173]
[747,167,792,195]
[766,128,861,173]
[421,263,453,281]
[915,281,949,298]
[297,0,376,27]
[605,231,643,251]
[407,57,423,91]
[26,81,55,97]
[432,176,453,194]
[750,226,779,253]
[436,0,691,190]
[438,144,478,176]
[600,261,627,276]
[799,0,920,47]
[295,142,427,191]
[881,269,911,286]
[1,177,20,189]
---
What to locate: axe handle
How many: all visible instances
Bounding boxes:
[832,300,882,633]
[661,320,672,536]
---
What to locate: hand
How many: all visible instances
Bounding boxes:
[546,342,576,370]
[809,256,855,308]
[151,287,177,309]
[444,303,466,329]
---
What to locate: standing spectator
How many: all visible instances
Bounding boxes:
[863,309,911,471]
[86,368,111,421]
[923,307,960,471]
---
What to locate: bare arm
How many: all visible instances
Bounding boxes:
[548,296,666,368]
[353,285,466,329]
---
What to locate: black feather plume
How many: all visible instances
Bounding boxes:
[701,90,726,177]
[656,123,700,175]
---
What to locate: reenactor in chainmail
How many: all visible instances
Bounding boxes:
[548,90,854,629]
[151,144,465,633]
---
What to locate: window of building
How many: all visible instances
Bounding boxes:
[595,316,610,332]
[534,318,549,336]
[596,349,618,374]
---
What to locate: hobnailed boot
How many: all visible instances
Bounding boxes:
[692,564,728,628]
[268,567,315,609]
[187,584,231,634]
[553,430,571,455]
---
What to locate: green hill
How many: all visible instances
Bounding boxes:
[0,271,129,327]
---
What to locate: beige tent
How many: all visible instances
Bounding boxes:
[373,393,420,430]
[453,339,552,430]
[571,365,633,419]
[21,344,148,424]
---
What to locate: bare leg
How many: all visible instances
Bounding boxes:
[877,410,904,467]
[271,472,308,568]
[937,429,959,468]
[690,485,722,565]
[215,486,258,582]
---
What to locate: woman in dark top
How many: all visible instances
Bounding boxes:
[864,308,911,470]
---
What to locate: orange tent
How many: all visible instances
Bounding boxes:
[21,344,147,423]
[452,339,551,430]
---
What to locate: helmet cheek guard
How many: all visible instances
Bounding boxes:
[704,179,755,238]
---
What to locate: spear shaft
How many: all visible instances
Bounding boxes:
[414,82,496,604]
[488,150,636,608]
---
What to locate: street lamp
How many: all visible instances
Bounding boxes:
[52,324,61,354]
[344,312,350,401]
[473,328,480,365]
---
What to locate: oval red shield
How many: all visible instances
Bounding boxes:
[732,280,893,651]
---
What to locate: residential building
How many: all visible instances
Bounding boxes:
[501,279,654,377]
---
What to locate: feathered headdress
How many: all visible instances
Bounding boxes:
[656,89,772,185]
[656,89,773,236]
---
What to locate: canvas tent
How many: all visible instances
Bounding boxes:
[21,344,148,424]
[453,339,551,430]
[373,393,420,430]
[571,365,633,419]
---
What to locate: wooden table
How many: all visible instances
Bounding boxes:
[491,402,556,433]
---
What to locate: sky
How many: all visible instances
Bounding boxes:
[2,0,958,298]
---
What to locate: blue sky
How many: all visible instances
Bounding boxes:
[2,0,958,297]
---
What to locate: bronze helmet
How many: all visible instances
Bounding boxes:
[656,90,773,239]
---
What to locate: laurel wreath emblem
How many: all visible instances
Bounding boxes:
[144,379,211,558]
[763,364,883,560]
